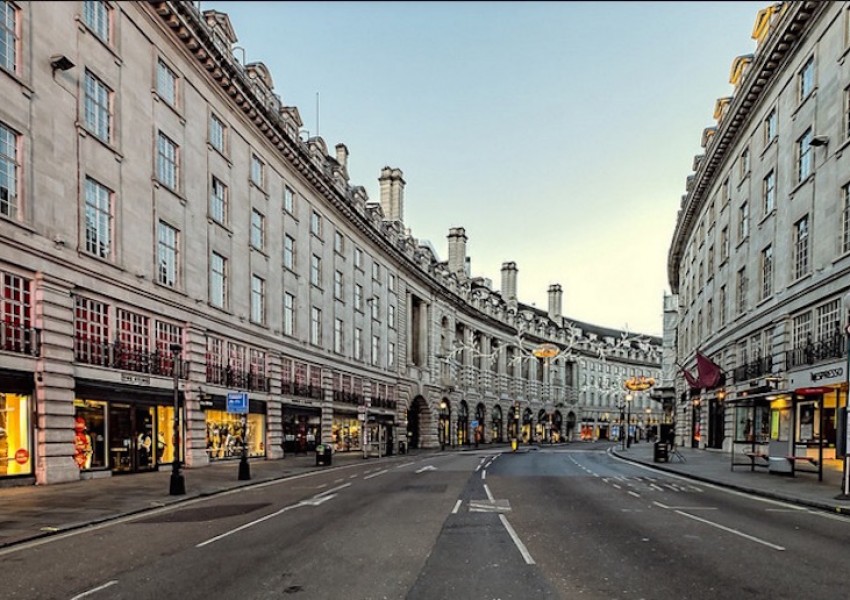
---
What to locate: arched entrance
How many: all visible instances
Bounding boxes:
[566,411,577,441]
[522,408,533,443]
[508,405,519,440]
[537,409,547,442]
[475,402,486,445]
[552,411,563,442]
[491,405,503,443]
[457,400,469,446]
[407,395,429,449]
[439,398,451,450]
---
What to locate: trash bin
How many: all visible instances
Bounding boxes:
[315,444,332,466]
[653,441,669,463]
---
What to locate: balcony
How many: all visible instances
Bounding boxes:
[1,323,40,357]
[732,355,773,383]
[77,340,187,378]
[205,364,269,392]
[785,332,846,370]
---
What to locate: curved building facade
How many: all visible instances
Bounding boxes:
[0,1,659,485]
[667,2,850,470]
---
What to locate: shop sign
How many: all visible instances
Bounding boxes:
[624,376,656,392]
[226,392,249,414]
[789,364,844,388]
[121,373,151,386]
[15,448,28,465]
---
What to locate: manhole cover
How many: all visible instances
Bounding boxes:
[137,502,271,523]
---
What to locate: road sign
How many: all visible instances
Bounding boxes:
[226,391,249,414]
[471,420,479,429]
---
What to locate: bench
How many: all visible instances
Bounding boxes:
[785,455,818,468]
[731,449,769,471]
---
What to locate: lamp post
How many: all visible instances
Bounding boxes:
[439,400,448,451]
[840,293,850,498]
[625,393,633,448]
[169,343,185,496]
[238,412,251,480]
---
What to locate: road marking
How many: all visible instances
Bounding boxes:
[499,515,535,565]
[470,499,511,513]
[674,509,785,550]
[628,491,641,498]
[481,470,487,480]
[315,483,328,489]
[612,484,622,490]
[416,465,437,473]
[364,469,388,480]
[395,461,415,469]
[349,474,359,479]
[70,581,118,599]
[452,500,462,514]
[300,494,337,506]
[316,482,351,497]
[484,483,495,501]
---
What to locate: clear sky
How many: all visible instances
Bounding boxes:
[202,1,769,337]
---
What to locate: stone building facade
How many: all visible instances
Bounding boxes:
[0,0,659,486]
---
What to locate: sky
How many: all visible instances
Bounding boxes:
[202,1,769,337]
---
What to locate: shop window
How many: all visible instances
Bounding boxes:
[205,410,265,459]
[73,399,107,470]
[0,393,32,476]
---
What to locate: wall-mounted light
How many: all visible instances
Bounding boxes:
[809,135,829,147]
[50,54,75,72]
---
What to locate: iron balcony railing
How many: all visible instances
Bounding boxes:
[732,355,773,383]
[206,364,270,392]
[76,340,188,378]
[785,331,846,370]
[1,323,40,357]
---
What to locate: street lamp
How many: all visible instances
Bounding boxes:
[238,412,251,481]
[439,400,448,451]
[169,343,185,496]
[840,293,850,498]
[625,393,633,448]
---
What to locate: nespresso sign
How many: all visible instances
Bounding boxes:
[811,367,843,381]
[790,363,844,388]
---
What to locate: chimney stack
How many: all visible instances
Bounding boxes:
[501,261,518,305]
[335,143,349,171]
[548,284,563,324]
[447,227,467,278]
[378,166,405,222]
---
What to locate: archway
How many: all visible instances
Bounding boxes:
[407,395,429,449]
[522,408,533,443]
[552,410,563,442]
[566,411,577,441]
[508,405,519,440]
[537,409,547,442]
[439,398,451,450]
[458,400,469,445]
[475,402,486,444]
[491,405,503,443]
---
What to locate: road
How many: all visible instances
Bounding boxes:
[3,442,848,599]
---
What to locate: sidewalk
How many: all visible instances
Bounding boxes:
[611,441,850,514]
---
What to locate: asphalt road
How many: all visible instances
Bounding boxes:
[4,443,849,600]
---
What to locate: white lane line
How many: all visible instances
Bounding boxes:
[481,470,487,481]
[70,581,118,599]
[653,501,717,510]
[628,491,641,498]
[674,509,785,551]
[499,515,535,565]
[334,478,345,484]
[395,461,415,469]
[316,482,351,498]
[349,474,359,479]
[315,483,328,489]
[364,469,388,480]
[483,483,495,501]
[612,484,622,490]
[197,503,303,547]
[452,500,462,514]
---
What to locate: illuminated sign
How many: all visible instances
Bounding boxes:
[532,343,560,359]
[624,376,656,392]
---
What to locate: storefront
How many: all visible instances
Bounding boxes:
[74,380,180,474]
[282,404,321,454]
[203,396,266,460]
[0,371,33,479]
[331,412,361,452]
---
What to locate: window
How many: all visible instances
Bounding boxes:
[334,270,343,300]
[793,215,810,279]
[816,299,840,342]
[0,1,19,75]
[156,59,177,107]
[209,114,225,153]
[370,296,380,320]
[792,312,812,348]
[388,304,396,329]
[354,284,363,311]
[84,177,111,259]
[740,147,750,178]
[798,128,813,183]
[707,245,715,276]
[388,341,395,369]
[760,245,773,300]
[334,318,343,354]
[846,86,850,141]
[719,286,727,326]
[721,178,730,207]
[764,108,777,145]
[210,176,227,224]
[283,292,295,336]
[84,70,111,142]
[284,185,295,214]
[354,327,363,360]
[156,132,178,191]
[210,252,227,309]
[251,275,265,324]
[157,221,178,288]
[799,55,814,101]
[334,230,344,254]
[310,307,322,345]
[372,262,381,282]
[736,267,747,315]
[283,235,295,271]
[738,201,749,241]
[0,121,19,218]
[706,300,713,333]
[250,209,265,251]
[74,296,109,364]
[82,1,110,43]
[250,154,264,188]
[843,184,850,254]
[388,273,396,292]
[762,170,775,216]
[310,254,321,287]
[310,211,322,237]
[720,227,729,262]
[354,247,363,269]
[371,335,380,366]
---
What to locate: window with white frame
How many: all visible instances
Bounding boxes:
[310,211,322,237]
[738,201,749,241]
[210,176,227,224]
[0,1,18,75]
[762,170,775,215]
[354,284,363,311]
[354,327,362,360]
[792,312,812,349]
[388,341,395,369]
[370,295,380,320]
[283,292,295,336]
[250,154,264,188]
[793,215,810,280]
[0,121,19,219]
[736,267,747,315]
[843,183,850,254]
[707,245,715,276]
[310,254,321,287]
[156,132,178,191]
[310,306,322,345]
[82,1,110,43]
[721,178,730,207]
[388,273,396,292]
[797,128,813,183]
[764,108,777,145]
[210,252,227,309]
[83,70,111,142]
[372,262,381,283]
[706,300,713,332]
[156,59,177,107]
[334,318,343,354]
[388,304,395,329]
[283,235,295,271]
[283,185,295,214]
[334,230,344,254]
[740,147,750,179]
[157,221,178,288]
[250,208,265,251]
[354,246,363,269]
[334,270,343,300]
[799,55,814,101]
[84,177,111,259]
[209,113,225,153]
[720,226,729,262]
[371,335,380,365]
[816,299,840,343]
[251,275,265,324]
[760,244,773,301]
[719,285,727,326]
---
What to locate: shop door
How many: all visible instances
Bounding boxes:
[135,406,155,472]
[108,404,156,473]
[707,399,725,449]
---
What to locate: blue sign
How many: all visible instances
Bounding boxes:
[227,392,249,414]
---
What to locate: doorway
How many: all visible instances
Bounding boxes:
[108,404,156,473]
